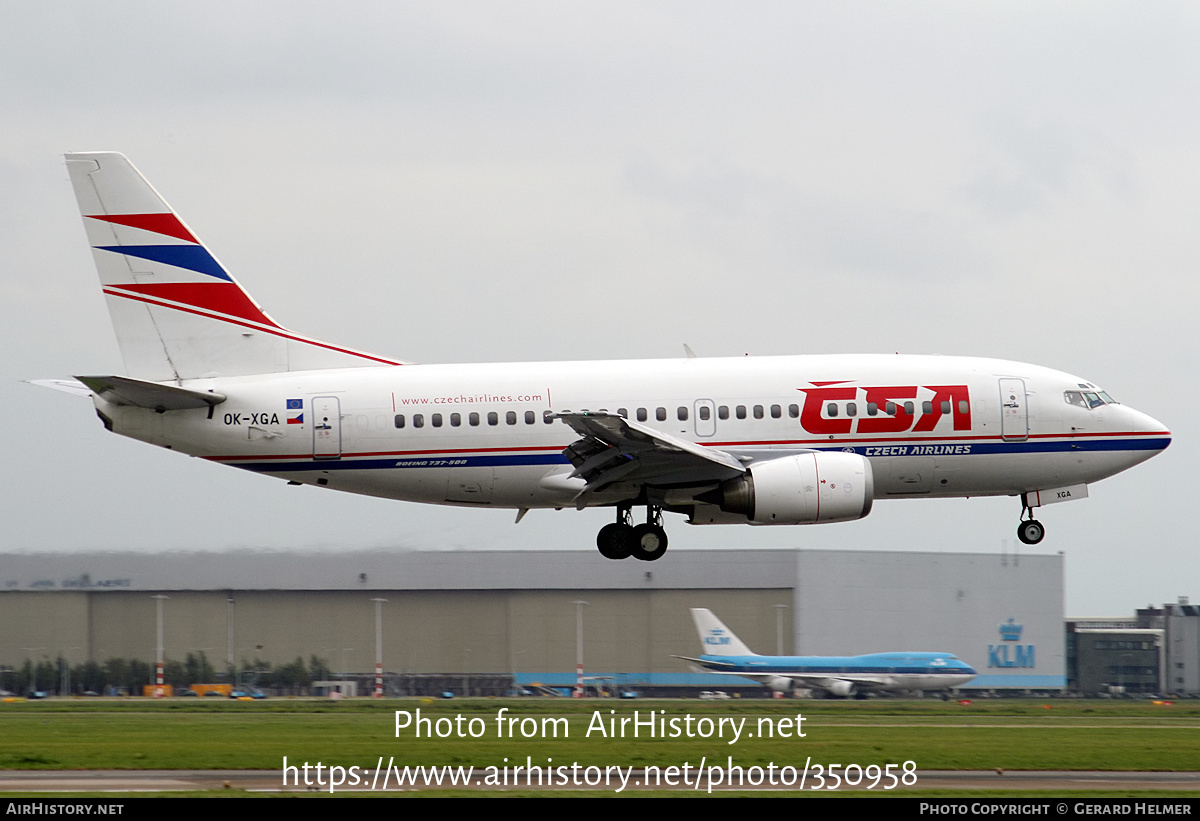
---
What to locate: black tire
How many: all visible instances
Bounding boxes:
[1017,519,1045,545]
[630,523,668,561]
[596,523,633,560]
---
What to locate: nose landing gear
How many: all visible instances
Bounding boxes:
[596,504,669,561]
[1017,496,1045,545]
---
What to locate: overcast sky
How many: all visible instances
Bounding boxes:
[3,2,1195,615]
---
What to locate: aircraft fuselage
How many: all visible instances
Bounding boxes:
[96,352,1168,517]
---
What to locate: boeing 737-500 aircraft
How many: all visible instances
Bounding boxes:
[38,153,1170,561]
[676,608,977,697]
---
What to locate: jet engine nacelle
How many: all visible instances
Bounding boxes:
[765,676,792,693]
[703,452,874,525]
[822,679,855,698]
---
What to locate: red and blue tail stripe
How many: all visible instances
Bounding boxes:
[85,211,281,328]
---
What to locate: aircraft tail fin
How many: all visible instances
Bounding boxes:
[690,608,757,656]
[64,152,403,381]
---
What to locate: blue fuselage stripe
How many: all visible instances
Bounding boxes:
[220,435,1167,474]
[230,453,568,472]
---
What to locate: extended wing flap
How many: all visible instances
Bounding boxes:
[552,412,744,489]
[75,375,226,411]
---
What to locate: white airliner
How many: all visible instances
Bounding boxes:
[676,608,978,697]
[40,153,1170,561]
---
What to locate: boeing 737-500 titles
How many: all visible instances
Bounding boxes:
[676,608,977,698]
[37,153,1171,561]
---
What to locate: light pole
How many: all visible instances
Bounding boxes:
[371,598,387,698]
[573,600,587,698]
[153,595,169,698]
[59,647,81,697]
[225,596,235,684]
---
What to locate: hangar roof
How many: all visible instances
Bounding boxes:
[2,548,802,592]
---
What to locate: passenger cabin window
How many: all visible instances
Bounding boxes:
[788,404,799,418]
[866,402,879,416]
[718,405,729,420]
[736,405,747,419]
[846,402,857,417]
[922,401,933,415]
[451,413,461,427]
[618,408,628,418]
[637,408,648,422]
[394,414,405,428]
[413,414,424,428]
[770,404,781,419]
[826,403,838,417]
[677,406,688,421]
[469,412,480,426]
[525,411,536,424]
[656,407,667,422]
[753,405,764,419]
[431,413,443,428]
[543,410,554,424]
[903,401,915,415]
[487,412,498,426]
[699,406,711,421]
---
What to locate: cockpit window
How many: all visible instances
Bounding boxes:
[1064,390,1114,410]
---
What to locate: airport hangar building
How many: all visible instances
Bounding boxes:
[0,548,1063,695]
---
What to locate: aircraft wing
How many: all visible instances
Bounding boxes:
[670,654,741,670]
[552,412,745,505]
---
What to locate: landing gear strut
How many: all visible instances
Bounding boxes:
[1017,495,1045,545]
[595,504,669,561]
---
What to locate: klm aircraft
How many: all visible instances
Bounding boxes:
[676,608,977,698]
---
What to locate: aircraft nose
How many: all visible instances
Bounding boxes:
[1121,405,1171,453]
[1133,406,1169,441]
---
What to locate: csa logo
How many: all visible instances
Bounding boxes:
[798,382,972,435]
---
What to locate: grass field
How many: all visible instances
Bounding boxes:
[2,697,1199,774]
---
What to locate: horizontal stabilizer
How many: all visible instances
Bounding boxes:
[28,378,94,398]
[74,375,226,411]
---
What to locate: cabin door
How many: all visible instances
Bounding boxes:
[999,379,1028,442]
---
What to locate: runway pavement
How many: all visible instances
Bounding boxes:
[2,769,1199,793]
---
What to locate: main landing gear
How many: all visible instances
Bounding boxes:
[1017,495,1045,545]
[596,504,669,562]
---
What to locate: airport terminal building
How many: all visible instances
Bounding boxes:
[1,547,1065,695]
